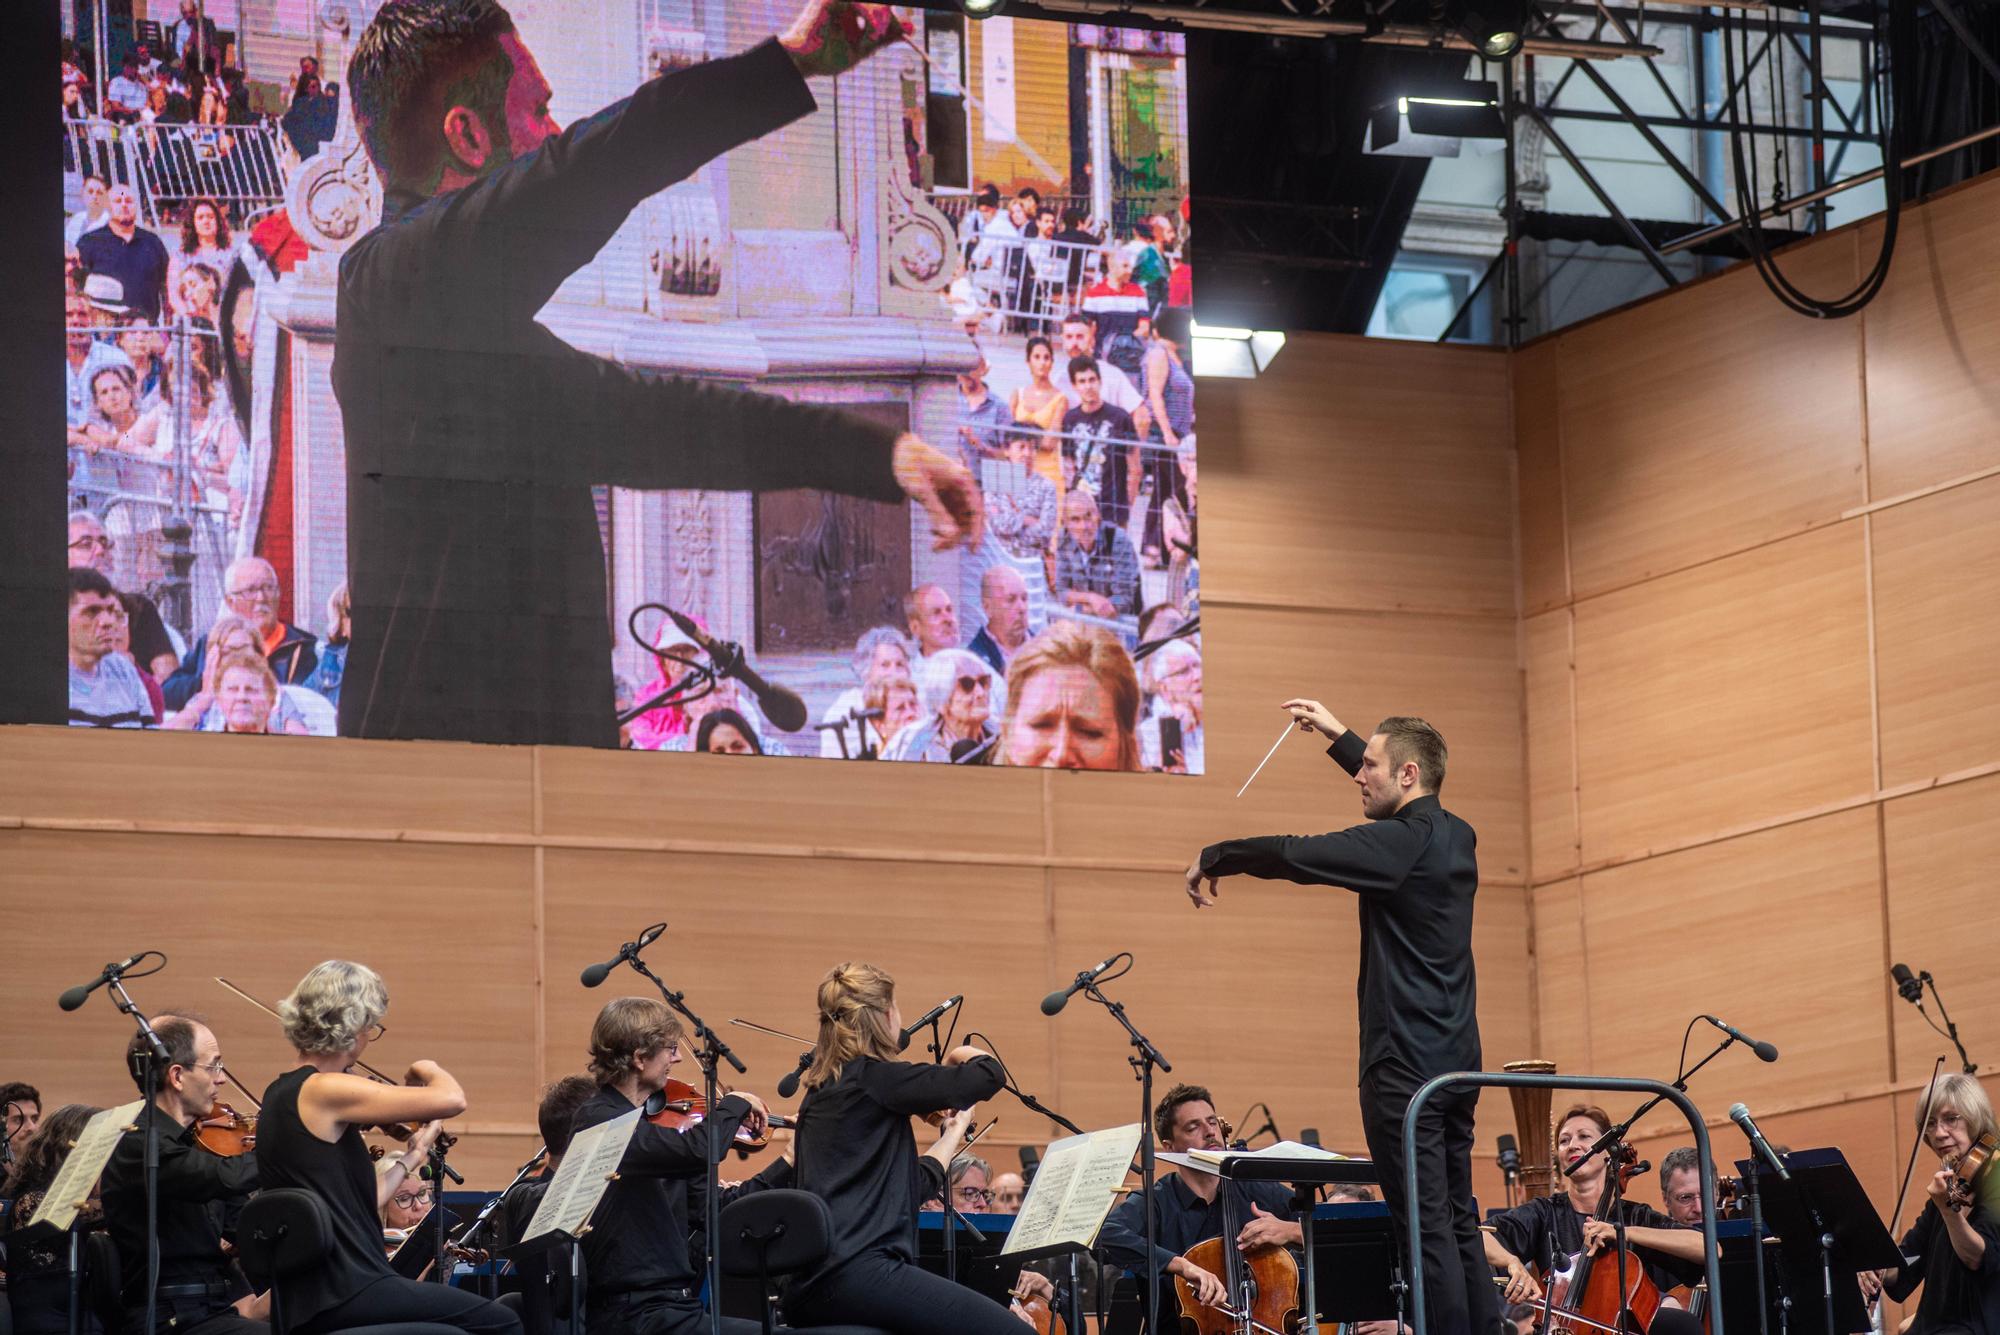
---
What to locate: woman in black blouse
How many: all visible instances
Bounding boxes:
[1879,1072,2000,1334]
[1482,1103,1705,1334]
[783,961,1022,1333]
[257,960,519,1335]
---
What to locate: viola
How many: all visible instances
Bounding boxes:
[1945,1131,1997,1210]
[1170,1116,1301,1335]
[193,1100,257,1156]
[645,1078,794,1151]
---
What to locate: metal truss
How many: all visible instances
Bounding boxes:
[1196,197,1372,272]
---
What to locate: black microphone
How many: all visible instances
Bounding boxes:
[1041,954,1125,1016]
[775,1050,813,1100]
[663,608,809,733]
[579,923,667,988]
[1703,1014,1780,1063]
[898,995,964,1049]
[1497,1133,1521,1179]
[58,954,148,1011]
[1020,1144,1040,1185]
[1729,1103,1791,1182]
[1891,963,1926,1005]
[1300,1127,1321,1148]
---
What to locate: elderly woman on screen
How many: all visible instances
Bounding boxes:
[164,613,324,734]
[883,648,996,763]
[998,621,1141,771]
[1137,638,1203,773]
[818,625,913,757]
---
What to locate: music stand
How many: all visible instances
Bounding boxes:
[1733,1148,1898,1335]
[1309,1200,1401,1327]
[1212,1154,1380,1335]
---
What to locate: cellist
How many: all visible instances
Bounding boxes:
[1095,1082,1301,1318]
[1481,1104,1705,1334]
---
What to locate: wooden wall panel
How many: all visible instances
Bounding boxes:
[1571,522,1874,864]
[1860,183,2000,499]
[1882,774,2000,1084]
[1556,236,1865,599]
[1624,1095,1900,1219]
[1870,474,2000,788]
[1514,339,1568,615]
[1579,810,1889,1109]
[1527,878,1589,1075]
[1197,334,1516,616]
[1523,610,1577,885]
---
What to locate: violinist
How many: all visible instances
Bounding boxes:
[1096,1082,1301,1316]
[493,1075,599,1250]
[379,1164,434,1237]
[570,996,786,1335]
[99,1015,267,1335]
[784,962,1019,1334]
[1481,1104,1705,1334]
[1875,1072,2000,1332]
[257,960,519,1335]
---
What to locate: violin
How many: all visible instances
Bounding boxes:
[1945,1131,1996,1210]
[644,1078,794,1152]
[193,1100,258,1156]
[1541,1145,1662,1335]
[1170,1116,1301,1335]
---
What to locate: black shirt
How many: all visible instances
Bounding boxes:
[570,1084,753,1298]
[76,224,171,322]
[99,1110,258,1326]
[1096,1171,1298,1279]
[1884,1198,2000,1333]
[332,38,905,748]
[1199,730,1481,1079]
[792,1054,1004,1294]
[256,1067,396,1323]
[1486,1191,1698,1295]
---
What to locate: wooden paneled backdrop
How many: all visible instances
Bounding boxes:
[6,173,2000,1316]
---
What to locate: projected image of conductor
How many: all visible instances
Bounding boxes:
[336,0,984,746]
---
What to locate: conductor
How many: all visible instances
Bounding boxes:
[336,0,981,746]
[1185,701,1501,1334]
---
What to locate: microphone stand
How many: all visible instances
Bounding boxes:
[1072,976,1170,1335]
[1916,971,1979,1075]
[105,966,170,1335]
[1571,1029,1738,1180]
[624,953,743,1335]
[993,1075,1087,1335]
[455,1145,548,1288]
[428,1135,456,1285]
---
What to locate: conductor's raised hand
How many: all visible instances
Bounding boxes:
[780,1,903,79]
[1185,859,1219,909]
[1281,697,1343,738]
[893,434,985,551]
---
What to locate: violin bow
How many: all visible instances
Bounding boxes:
[215,976,400,1084]
[728,1017,815,1045]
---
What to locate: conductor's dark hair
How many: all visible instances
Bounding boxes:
[351,0,517,193]
[1153,1082,1215,1144]
[1375,715,1448,793]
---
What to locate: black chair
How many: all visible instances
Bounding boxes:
[79,1233,125,1335]
[235,1190,458,1335]
[715,1191,889,1335]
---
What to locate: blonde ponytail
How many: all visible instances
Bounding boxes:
[802,962,901,1092]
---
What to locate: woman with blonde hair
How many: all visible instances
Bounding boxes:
[997,621,1143,771]
[258,961,518,1335]
[785,963,1018,1333]
[1875,1072,2000,1328]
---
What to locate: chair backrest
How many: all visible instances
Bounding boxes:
[235,1188,334,1291]
[716,1190,833,1279]
[80,1232,124,1333]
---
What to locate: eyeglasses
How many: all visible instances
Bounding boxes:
[70,535,115,552]
[390,1191,433,1210]
[956,675,991,693]
[363,1022,387,1042]
[954,1186,993,1208]
[191,1058,227,1077]
[226,581,280,601]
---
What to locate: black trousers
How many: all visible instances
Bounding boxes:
[786,1252,1025,1335]
[294,1276,523,1335]
[584,1288,766,1335]
[1359,1059,1503,1335]
[177,1312,268,1335]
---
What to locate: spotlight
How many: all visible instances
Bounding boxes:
[1366,78,1504,157]
[1442,0,1526,58]
[958,0,1008,17]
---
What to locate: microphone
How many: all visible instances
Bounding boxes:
[663,608,809,733]
[1703,1014,1780,1063]
[775,1050,813,1100]
[1497,1133,1521,1180]
[1891,963,1926,1005]
[1020,1144,1040,1185]
[58,954,148,1011]
[898,995,964,1049]
[1300,1128,1321,1148]
[1041,954,1125,1016]
[579,923,667,988]
[1729,1103,1791,1182]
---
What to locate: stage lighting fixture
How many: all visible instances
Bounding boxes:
[1365,79,1503,157]
[1449,0,1526,59]
[958,0,1008,17]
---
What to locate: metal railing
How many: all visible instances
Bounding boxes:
[1400,1070,1728,1335]
[64,117,288,227]
[957,233,1113,333]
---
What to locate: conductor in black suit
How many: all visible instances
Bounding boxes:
[1186,703,1501,1335]
[336,0,980,746]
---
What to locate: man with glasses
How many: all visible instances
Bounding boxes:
[1657,1147,1710,1226]
[69,510,179,680]
[163,557,318,712]
[101,1014,269,1335]
[921,1152,993,1213]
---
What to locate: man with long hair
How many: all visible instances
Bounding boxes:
[334,0,982,746]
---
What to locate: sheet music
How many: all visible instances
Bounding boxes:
[1188,1140,1347,1166]
[521,1107,640,1243]
[1003,1122,1144,1255]
[28,1100,146,1232]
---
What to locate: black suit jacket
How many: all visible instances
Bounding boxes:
[333,39,904,747]
[1199,730,1482,1079]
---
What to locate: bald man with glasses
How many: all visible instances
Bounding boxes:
[162,558,319,711]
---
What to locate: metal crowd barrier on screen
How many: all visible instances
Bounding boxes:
[1400,1069,1728,1335]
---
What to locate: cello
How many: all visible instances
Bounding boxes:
[1541,1145,1663,1335]
[1169,1117,1302,1335]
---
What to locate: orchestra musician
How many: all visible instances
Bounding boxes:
[1480,1104,1704,1335]
[1096,1082,1301,1315]
[494,1074,599,1249]
[783,962,1022,1333]
[100,1015,268,1335]
[569,996,789,1335]
[256,960,519,1335]
[1874,1072,2000,1332]
[1186,702,1501,1333]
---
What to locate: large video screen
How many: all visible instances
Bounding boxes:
[57,1,1199,770]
